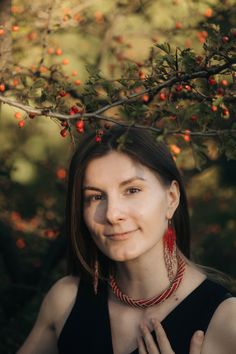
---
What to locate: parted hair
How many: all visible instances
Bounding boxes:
[66,125,191,283]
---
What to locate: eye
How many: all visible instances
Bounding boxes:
[84,194,105,203]
[126,187,141,194]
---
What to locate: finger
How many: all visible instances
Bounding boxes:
[189,330,204,354]
[140,324,159,354]
[137,336,147,354]
[152,319,175,354]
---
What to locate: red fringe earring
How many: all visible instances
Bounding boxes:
[163,219,177,283]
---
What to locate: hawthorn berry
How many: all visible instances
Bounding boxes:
[0,29,5,36]
[60,128,68,137]
[208,77,216,85]
[71,70,78,76]
[58,90,67,97]
[12,25,19,32]
[0,83,5,92]
[74,79,81,86]
[191,115,198,121]
[204,8,213,18]
[47,47,54,55]
[97,129,104,136]
[220,79,228,86]
[222,36,229,43]
[76,120,84,133]
[62,58,69,65]
[69,105,79,115]
[56,168,67,179]
[211,105,218,112]
[222,108,230,118]
[159,92,167,101]
[15,112,22,119]
[139,71,145,80]
[18,120,25,128]
[55,48,63,55]
[29,112,36,119]
[142,94,149,102]
[217,87,224,95]
[95,136,102,143]
[185,85,191,91]
[104,123,111,129]
[183,130,191,142]
[175,84,183,92]
[61,120,68,127]
[175,22,182,30]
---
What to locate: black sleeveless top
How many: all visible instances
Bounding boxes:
[58,278,232,354]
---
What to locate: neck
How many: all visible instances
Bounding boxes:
[113,243,178,299]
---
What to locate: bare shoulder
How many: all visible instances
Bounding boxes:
[17,276,80,354]
[44,275,80,332]
[202,297,236,354]
[46,275,80,308]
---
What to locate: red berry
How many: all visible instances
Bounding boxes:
[175,22,182,30]
[12,25,19,32]
[222,108,229,117]
[175,84,183,92]
[59,90,67,97]
[217,87,224,95]
[29,112,36,119]
[55,48,62,55]
[142,94,149,102]
[159,92,167,101]
[139,71,145,80]
[211,105,218,112]
[191,115,198,121]
[220,79,228,86]
[222,36,229,43]
[95,136,102,143]
[208,77,216,85]
[76,120,84,133]
[185,85,191,91]
[18,120,25,128]
[69,105,79,115]
[15,112,22,119]
[61,120,68,127]
[0,83,5,91]
[60,128,68,137]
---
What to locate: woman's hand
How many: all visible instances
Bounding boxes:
[137,319,204,354]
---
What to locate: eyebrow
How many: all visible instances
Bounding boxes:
[82,176,146,192]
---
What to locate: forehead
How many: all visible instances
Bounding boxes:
[83,151,150,184]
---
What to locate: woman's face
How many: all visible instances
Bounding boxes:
[82,151,179,263]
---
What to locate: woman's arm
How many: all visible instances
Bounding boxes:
[17,276,79,354]
[201,297,236,354]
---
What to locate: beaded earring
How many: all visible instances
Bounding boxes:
[93,259,99,295]
[163,219,177,283]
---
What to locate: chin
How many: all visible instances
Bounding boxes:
[104,247,142,263]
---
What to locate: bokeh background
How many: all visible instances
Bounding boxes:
[0,0,236,352]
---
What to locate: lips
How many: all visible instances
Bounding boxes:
[105,229,138,239]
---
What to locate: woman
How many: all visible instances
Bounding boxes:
[18,125,235,354]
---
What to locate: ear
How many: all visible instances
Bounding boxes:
[166,180,180,219]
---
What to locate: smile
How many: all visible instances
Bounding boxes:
[106,229,138,240]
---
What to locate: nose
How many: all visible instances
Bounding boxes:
[105,196,126,224]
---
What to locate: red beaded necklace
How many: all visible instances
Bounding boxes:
[108,253,185,309]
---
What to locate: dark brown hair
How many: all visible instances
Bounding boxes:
[66,125,191,283]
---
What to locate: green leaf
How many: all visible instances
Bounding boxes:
[155,42,171,54]
[31,78,47,89]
